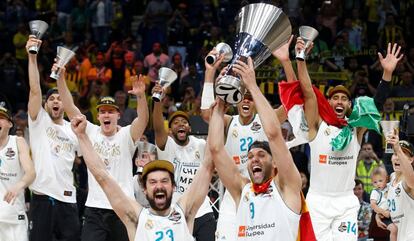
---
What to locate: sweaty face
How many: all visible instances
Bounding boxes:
[247,148,274,184]
[372,174,387,189]
[170,117,190,145]
[97,106,120,136]
[236,95,256,120]
[329,92,351,119]
[145,170,174,212]
[45,94,64,121]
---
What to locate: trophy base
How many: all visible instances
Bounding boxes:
[152,92,163,102]
[50,71,60,80]
[215,75,245,104]
[295,50,306,61]
[28,45,39,55]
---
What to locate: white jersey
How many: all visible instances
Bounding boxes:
[236,181,300,241]
[388,173,404,226]
[157,136,212,218]
[224,114,268,177]
[28,108,79,203]
[135,204,194,241]
[286,104,310,148]
[85,123,135,209]
[397,182,414,241]
[0,136,26,224]
[308,121,360,193]
[133,174,149,207]
[370,187,389,210]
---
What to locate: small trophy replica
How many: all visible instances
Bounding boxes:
[152,67,177,102]
[215,3,292,104]
[295,26,319,61]
[50,46,76,80]
[28,20,49,54]
[136,142,157,174]
[380,120,400,153]
[205,42,233,65]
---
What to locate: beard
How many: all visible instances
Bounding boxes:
[172,132,188,146]
[146,188,172,212]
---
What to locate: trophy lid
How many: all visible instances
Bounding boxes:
[236,3,291,52]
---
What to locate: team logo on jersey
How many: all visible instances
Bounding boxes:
[168,209,182,223]
[324,127,331,136]
[232,130,238,138]
[250,122,262,132]
[299,110,309,132]
[145,219,154,230]
[395,186,401,196]
[54,145,61,154]
[243,192,250,202]
[338,222,347,232]
[5,148,15,158]
[195,151,200,160]
[103,158,110,166]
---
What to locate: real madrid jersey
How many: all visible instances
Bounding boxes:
[135,204,194,241]
[0,136,26,224]
[396,182,414,241]
[157,136,213,218]
[308,121,360,193]
[224,114,268,177]
[85,123,136,209]
[236,181,300,241]
[388,172,404,226]
[28,108,79,203]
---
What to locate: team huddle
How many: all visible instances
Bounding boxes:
[1,26,414,241]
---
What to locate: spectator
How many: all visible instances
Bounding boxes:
[87,52,112,96]
[70,0,90,43]
[390,71,414,98]
[357,142,384,195]
[0,52,26,112]
[377,14,404,51]
[13,23,29,67]
[143,42,169,82]
[381,98,401,121]
[114,90,137,127]
[337,17,362,51]
[349,70,377,98]
[65,58,87,97]
[167,2,190,64]
[56,0,73,32]
[144,0,172,46]
[89,0,113,50]
[354,179,372,241]
[169,52,188,101]
[181,63,203,96]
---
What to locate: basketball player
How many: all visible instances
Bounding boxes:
[209,57,302,241]
[0,106,35,241]
[56,69,148,241]
[70,114,215,241]
[293,39,403,240]
[201,37,296,241]
[26,36,81,241]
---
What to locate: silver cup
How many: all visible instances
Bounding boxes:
[50,46,76,80]
[215,3,291,104]
[380,120,399,153]
[152,67,177,102]
[296,26,319,61]
[28,20,49,54]
[205,42,233,65]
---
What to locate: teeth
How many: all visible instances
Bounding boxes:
[252,166,262,172]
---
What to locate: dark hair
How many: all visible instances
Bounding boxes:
[355,179,364,187]
[141,169,176,189]
[248,140,272,155]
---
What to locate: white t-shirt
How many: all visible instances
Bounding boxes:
[370,186,389,210]
[96,1,106,26]
[397,182,414,241]
[388,172,404,226]
[236,181,300,241]
[28,108,79,203]
[85,123,135,209]
[286,104,310,148]
[157,136,213,218]
[0,136,26,224]
[308,121,360,193]
[135,204,194,241]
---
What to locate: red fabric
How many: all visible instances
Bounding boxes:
[297,192,317,241]
[278,81,347,128]
[251,178,273,194]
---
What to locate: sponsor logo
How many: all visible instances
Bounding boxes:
[63,191,72,197]
[5,148,15,158]
[319,154,353,166]
[233,156,240,165]
[338,222,347,232]
[395,186,401,196]
[18,215,25,220]
[250,122,262,132]
[238,222,276,237]
[319,155,327,164]
[168,209,182,224]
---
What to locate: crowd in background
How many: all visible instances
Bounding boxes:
[1,0,414,240]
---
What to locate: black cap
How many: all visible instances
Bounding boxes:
[0,106,12,122]
[399,140,414,157]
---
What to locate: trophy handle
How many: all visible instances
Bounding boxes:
[50,67,61,80]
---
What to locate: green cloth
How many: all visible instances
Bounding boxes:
[331,96,381,151]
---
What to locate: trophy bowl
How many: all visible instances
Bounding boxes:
[296,26,319,60]
[28,20,49,54]
[152,67,177,102]
[205,42,233,65]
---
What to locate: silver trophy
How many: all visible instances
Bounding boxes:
[152,67,177,102]
[296,26,319,61]
[380,120,400,153]
[28,20,49,54]
[215,3,291,104]
[136,141,157,174]
[50,46,76,80]
[205,42,233,65]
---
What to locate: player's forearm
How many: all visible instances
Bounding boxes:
[297,60,315,98]
[281,60,297,82]
[136,94,149,126]
[28,55,40,95]
[208,104,225,153]
[56,75,80,119]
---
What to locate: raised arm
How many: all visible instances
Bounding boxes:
[208,99,246,205]
[233,58,302,212]
[389,132,414,192]
[179,144,214,221]
[296,37,320,140]
[71,115,140,240]
[54,63,82,119]
[3,137,35,204]
[127,75,149,142]
[26,36,43,120]
[152,84,168,150]
[272,35,297,82]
